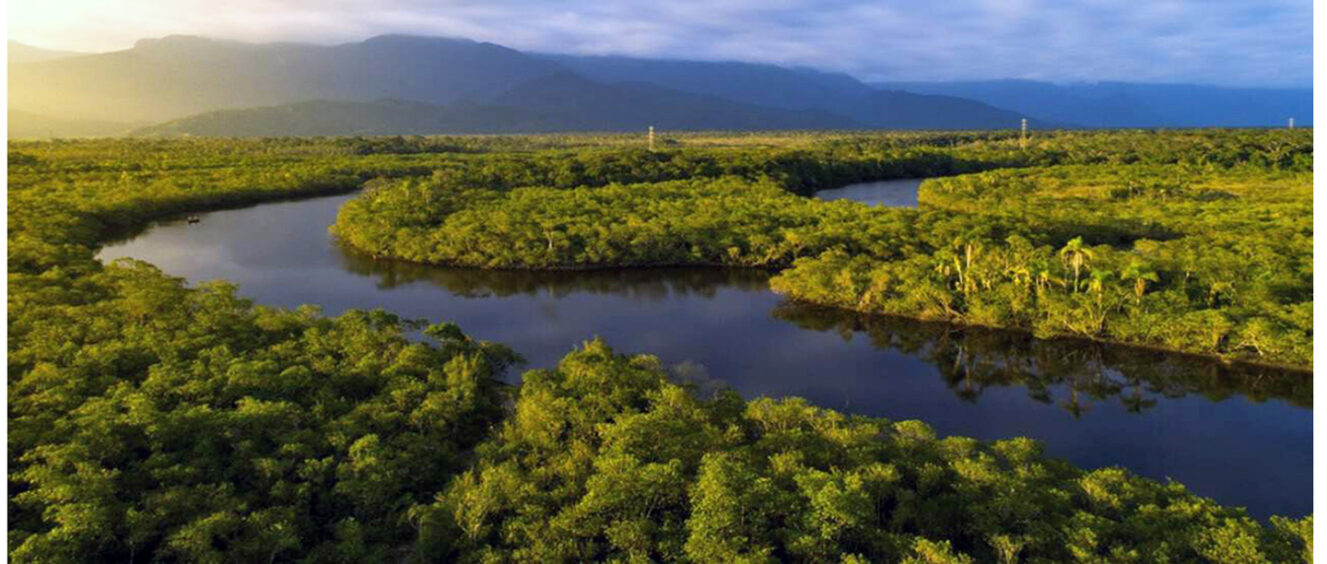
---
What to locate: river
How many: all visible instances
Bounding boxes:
[815,177,924,207]
[97,181,1312,519]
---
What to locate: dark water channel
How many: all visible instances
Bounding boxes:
[97,185,1312,519]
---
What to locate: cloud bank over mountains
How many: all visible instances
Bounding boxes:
[11,0,1313,87]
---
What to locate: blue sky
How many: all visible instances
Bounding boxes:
[10,0,1313,86]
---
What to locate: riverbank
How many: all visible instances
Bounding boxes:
[9,133,1313,561]
[331,150,1311,368]
[97,173,1312,521]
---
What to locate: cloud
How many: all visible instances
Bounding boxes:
[9,0,1312,86]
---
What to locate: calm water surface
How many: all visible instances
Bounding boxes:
[98,188,1312,519]
[815,178,924,207]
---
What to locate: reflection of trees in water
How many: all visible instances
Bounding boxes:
[668,360,732,402]
[336,244,772,300]
[334,244,1310,415]
[771,302,1312,415]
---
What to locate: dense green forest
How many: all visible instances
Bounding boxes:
[8,131,1312,561]
[415,339,1310,563]
[329,129,1312,367]
[771,165,1311,366]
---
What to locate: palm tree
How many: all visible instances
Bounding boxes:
[1084,269,1113,302]
[1080,269,1115,335]
[1120,259,1159,304]
[950,240,982,298]
[1058,237,1094,292]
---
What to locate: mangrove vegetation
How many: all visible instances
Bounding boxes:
[8,131,1313,562]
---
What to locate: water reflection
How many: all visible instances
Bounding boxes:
[772,303,1312,414]
[96,190,1312,518]
[335,240,1313,416]
[337,247,772,299]
[814,178,924,207]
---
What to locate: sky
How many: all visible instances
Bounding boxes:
[8,0,1314,87]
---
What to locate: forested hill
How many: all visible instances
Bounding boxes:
[11,34,1308,137]
[872,80,1313,128]
[541,53,1310,128]
[12,34,1040,137]
[9,35,564,124]
[8,40,86,63]
[542,54,1050,129]
[131,79,1043,137]
[541,53,878,114]
[132,77,865,137]
[130,100,550,137]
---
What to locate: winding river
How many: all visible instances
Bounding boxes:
[97,180,1312,519]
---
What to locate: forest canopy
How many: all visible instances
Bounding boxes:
[8,130,1313,561]
[328,130,1313,367]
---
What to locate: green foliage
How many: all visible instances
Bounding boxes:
[7,136,524,561]
[772,164,1312,367]
[9,262,517,562]
[324,129,1312,367]
[8,150,40,166]
[419,340,1310,563]
[8,130,1313,561]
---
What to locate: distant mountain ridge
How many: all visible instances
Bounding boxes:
[131,94,859,137]
[132,100,543,137]
[8,40,86,63]
[132,73,1048,137]
[12,34,1043,137]
[541,54,876,114]
[8,34,1309,138]
[539,54,1051,130]
[871,80,1312,128]
[10,35,566,124]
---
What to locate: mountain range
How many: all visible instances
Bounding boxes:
[7,36,1312,138]
[8,41,86,64]
[872,80,1312,128]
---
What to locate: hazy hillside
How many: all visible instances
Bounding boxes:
[132,84,862,137]
[8,40,85,63]
[9,34,565,123]
[543,54,874,113]
[873,80,1312,127]
[134,69,1075,137]
[137,71,1052,137]
[11,34,1054,136]
[9,110,139,138]
[130,100,518,137]
[541,54,1043,130]
[847,90,1044,130]
[8,33,1314,136]
[488,72,860,131]
[56,32,1327,136]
